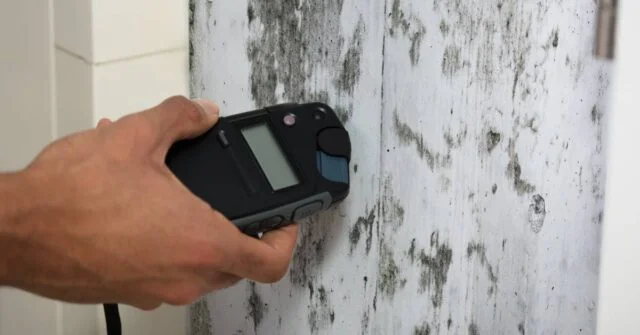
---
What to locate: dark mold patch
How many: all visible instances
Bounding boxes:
[442,45,462,77]
[290,215,328,286]
[361,309,370,334]
[447,318,453,329]
[189,298,212,335]
[486,130,502,153]
[247,4,255,25]
[467,242,498,296]
[246,0,349,116]
[518,322,525,335]
[413,322,431,335]
[393,111,450,170]
[469,323,480,335]
[349,205,377,254]
[408,238,417,263]
[591,105,602,124]
[382,177,405,231]
[378,241,404,298]
[354,164,359,173]
[389,0,426,66]
[439,20,450,36]
[308,285,336,334]
[544,28,559,49]
[528,194,546,233]
[416,232,453,307]
[336,18,365,94]
[506,139,536,195]
[492,184,498,194]
[247,282,266,333]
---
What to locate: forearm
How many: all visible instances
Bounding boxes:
[0,171,36,286]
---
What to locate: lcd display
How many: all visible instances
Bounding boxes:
[241,123,299,190]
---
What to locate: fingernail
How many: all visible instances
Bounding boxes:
[193,99,220,119]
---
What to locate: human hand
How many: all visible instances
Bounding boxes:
[0,96,298,310]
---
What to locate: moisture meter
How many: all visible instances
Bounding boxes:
[165,102,351,236]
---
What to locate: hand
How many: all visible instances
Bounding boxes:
[0,96,298,310]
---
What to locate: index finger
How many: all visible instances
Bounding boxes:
[221,223,299,283]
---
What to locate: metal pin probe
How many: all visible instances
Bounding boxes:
[595,0,618,59]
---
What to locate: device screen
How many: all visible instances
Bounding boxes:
[241,123,299,191]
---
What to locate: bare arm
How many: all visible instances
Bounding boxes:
[0,96,298,309]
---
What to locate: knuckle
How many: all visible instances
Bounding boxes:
[162,95,204,125]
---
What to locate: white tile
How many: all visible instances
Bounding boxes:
[54,0,93,61]
[92,0,188,63]
[55,48,94,137]
[92,49,189,121]
[0,0,55,170]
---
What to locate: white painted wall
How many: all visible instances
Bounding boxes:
[0,1,189,334]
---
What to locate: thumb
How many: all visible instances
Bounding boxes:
[140,95,220,151]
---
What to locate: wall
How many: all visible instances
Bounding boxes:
[0,0,190,334]
[189,1,612,334]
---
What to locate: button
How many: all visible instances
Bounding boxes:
[260,215,285,230]
[293,201,323,220]
[283,113,296,126]
[217,130,229,147]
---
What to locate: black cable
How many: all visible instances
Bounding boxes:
[103,303,122,335]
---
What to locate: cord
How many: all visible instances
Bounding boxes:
[103,303,122,335]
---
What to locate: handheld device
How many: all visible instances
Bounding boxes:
[164,102,351,236]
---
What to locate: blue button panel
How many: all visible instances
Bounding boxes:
[316,151,349,183]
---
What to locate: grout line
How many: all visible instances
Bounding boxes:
[55,45,188,66]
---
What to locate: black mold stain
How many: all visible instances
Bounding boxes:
[417,232,453,307]
[308,281,314,300]
[349,206,377,254]
[507,139,536,195]
[413,322,431,335]
[354,164,359,173]
[382,177,405,231]
[447,318,453,329]
[247,4,255,25]
[545,28,559,49]
[528,194,546,233]
[361,309,370,334]
[486,130,502,153]
[591,105,602,124]
[518,322,525,335]
[336,17,365,94]
[389,0,426,66]
[469,323,480,335]
[467,242,499,296]
[408,238,417,263]
[492,184,498,194]
[442,45,462,77]
[439,20,450,36]
[247,282,266,333]
[189,298,212,335]
[308,285,336,334]
[290,215,328,286]
[246,0,346,107]
[378,241,404,298]
[393,111,450,170]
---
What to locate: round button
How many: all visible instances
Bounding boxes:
[313,108,326,120]
[283,113,296,126]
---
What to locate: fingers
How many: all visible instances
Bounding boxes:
[221,223,299,283]
[138,95,220,152]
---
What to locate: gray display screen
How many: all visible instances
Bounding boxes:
[241,123,299,190]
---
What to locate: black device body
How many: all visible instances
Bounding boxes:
[165,102,351,236]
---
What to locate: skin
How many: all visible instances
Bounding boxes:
[0,96,299,310]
